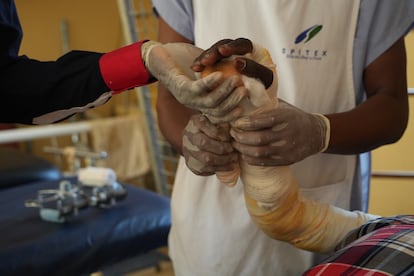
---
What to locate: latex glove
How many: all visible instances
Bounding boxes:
[194,38,278,186]
[231,99,330,166]
[182,113,238,176]
[142,41,247,120]
[194,38,277,125]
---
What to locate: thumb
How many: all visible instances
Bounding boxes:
[234,58,273,89]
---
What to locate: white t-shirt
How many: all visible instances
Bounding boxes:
[154,0,414,212]
[153,1,414,275]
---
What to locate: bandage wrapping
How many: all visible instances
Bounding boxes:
[201,44,379,253]
[242,163,378,253]
[213,46,277,187]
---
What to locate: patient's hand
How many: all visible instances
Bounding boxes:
[192,38,274,89]
[192,38,254,70]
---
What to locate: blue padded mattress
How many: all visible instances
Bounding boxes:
[0,178,171,276]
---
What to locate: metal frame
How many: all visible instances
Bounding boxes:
[117,0,176,196]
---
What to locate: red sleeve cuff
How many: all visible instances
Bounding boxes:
[99,40,154,94]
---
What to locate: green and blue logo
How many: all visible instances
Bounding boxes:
[295,25,323,44]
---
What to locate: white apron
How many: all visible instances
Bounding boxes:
[169,1,360,275]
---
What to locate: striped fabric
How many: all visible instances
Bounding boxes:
[304,215,414,275]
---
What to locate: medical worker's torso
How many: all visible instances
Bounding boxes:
[168,1,360,275]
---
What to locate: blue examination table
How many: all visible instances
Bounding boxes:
[0,148,171,276]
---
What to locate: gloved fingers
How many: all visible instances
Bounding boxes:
[230,117,299,165]
[173,72,223,105]
[189,73,247,110]
[145,42,255,114]
[184,114,233,145]
[183,114,238,175]
[203,107,244,124]
[182,140,238,175]
[147,42,202,80]
[230,127,285,145]
[192,38,253,72]
[189,71,225,96]
[195,58,273,114]
[184,159,216,176]
[170,72,244,112]
[198,85,247,118]
[231,98,330,165]
[233,109,287,131]
[183,144,239,174]
[232,141,298,166]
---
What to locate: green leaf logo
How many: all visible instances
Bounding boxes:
[295,25,323,44]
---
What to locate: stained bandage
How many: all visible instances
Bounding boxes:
[199,44,379,253]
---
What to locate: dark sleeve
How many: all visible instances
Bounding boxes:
[0,41,152,125]
[0,1,109,124]
[0,51,109,124]
[0,1,153,125]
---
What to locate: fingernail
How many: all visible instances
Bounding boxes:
[235,59,246,71]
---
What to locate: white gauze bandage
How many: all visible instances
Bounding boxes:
[201,43,379,253]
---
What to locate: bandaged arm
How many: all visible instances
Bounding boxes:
[201,46,380,254]
[243,164,379,253]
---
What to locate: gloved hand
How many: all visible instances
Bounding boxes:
[182,113,238,176]
[193,38,277,126]
[191,38,278,186]
[231,99,330,166]
[142,41,247,121]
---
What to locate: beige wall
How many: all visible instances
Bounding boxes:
[15,0,132,118]
[14,0,139,168]
[15,0,124,58]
